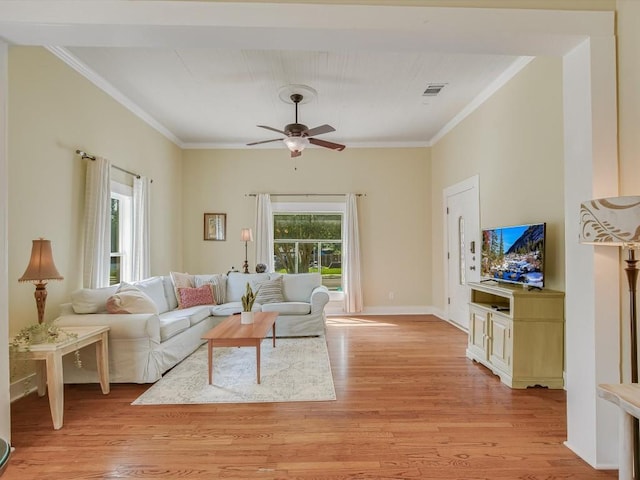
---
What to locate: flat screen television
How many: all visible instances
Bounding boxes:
[480,222,545,288]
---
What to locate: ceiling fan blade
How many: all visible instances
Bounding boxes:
[257,125,287,135]
[309,137,346,151]
[291,150,302,158]
[247,138,283,146]
[304,124,335,137]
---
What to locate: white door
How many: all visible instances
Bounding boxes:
[445,178,480,330]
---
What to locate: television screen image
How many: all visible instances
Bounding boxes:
[480,223,545,288]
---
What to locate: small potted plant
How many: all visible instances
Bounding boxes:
[240,282,257,324]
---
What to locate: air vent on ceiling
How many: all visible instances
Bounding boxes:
[422,83,446,97]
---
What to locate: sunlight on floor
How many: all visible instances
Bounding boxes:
[325,316,398,328]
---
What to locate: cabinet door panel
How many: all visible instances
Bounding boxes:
[467,307,488,361]
[489,314,512,374]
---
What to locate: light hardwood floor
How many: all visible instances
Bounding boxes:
[6,315,617,479]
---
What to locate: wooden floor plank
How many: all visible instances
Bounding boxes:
[6,316,616,479]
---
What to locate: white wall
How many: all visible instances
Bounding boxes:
[7,47,185,338]
[563,37,619,468]
[181,147,432,313]
[431,56,566,309]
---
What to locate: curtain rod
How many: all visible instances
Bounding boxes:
[76,150,153,182]
[245,193,365,197]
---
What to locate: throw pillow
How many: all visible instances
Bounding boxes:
[106,284,159,314]
[71,284,119,314]
[170,271,194,308]
[177,285,215,309]
[194,274,226,304]
[255,276,285,304]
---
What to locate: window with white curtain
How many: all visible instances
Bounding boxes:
[110,182,132,285]
[272,202,345,298]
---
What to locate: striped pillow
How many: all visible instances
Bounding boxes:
[255,277,285,304]
[194,275,226,304]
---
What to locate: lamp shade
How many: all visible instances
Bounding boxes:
[283,136,309,153]
[18,238,63,283]
[579,196,640,247]
[240,228,253,242]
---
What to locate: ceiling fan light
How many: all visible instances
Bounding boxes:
[283,136,309,152]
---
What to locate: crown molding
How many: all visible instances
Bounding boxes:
[429,56,534,146]
[46,46,184,148]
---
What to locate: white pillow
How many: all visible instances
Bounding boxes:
[71,285,119,314]
[134,276,169,313]
[170,271,194,308]
[106,284,159,314]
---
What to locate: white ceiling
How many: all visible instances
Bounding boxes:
[0,2,612,151]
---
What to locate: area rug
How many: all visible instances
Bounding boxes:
[132,337,336,405]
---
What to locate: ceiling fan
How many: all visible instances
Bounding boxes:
[247,93,346,157]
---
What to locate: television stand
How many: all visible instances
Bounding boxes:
[466,282,565,389]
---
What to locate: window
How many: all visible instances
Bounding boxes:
[110,182,132,285]
[273,203,343,292]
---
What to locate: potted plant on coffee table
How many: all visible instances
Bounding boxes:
[240,282,257,324]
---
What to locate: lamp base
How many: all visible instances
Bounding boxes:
[34,282,48,324]
[624,249,639,479]
[242,260,250,274]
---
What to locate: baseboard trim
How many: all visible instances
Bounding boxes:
[326,305,442,316]
[10,374,36,403]
[562,441,618,470]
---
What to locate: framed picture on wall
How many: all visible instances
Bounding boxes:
[204,213,226,241]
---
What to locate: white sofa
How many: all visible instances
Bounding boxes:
[55,272,330,383]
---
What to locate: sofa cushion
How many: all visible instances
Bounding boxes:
[158,315,191,342]
[280,273,322,302]
[160,305,211,327]
[255,276,285,304]
[134,277,170,313]
[226,272,270,302]
[194,274,227,304]
[106,284,159,315]
[261,302,311,315]
[178,285,215,309]
[210,302,244,316]
[71,285,119,314]
[170,271,194,308]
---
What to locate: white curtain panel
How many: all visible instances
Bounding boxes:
[255,193,274,272]
[132,176,151,281]
[83,156,111,288]
[343,193,363,313]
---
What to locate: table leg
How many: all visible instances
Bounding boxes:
[95,332,110,394]
[46,352,64,430]
[208,340,213,385]
[272,322,276,348]
[620,408,633,480]
[256,341,261,384]
[36,360,47,397]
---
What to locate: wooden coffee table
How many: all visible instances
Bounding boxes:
[202,312,278,385]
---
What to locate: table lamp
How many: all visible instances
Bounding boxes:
[18,238,63,324]
[580,195,640,478]
[241,228,253,274]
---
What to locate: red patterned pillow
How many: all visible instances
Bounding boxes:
[177,285,215,309]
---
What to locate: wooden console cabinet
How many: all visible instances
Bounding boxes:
[466,281,565,389]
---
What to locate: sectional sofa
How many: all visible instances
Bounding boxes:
[55,272,330,383]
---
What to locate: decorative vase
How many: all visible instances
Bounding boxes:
[240,311,254,324]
